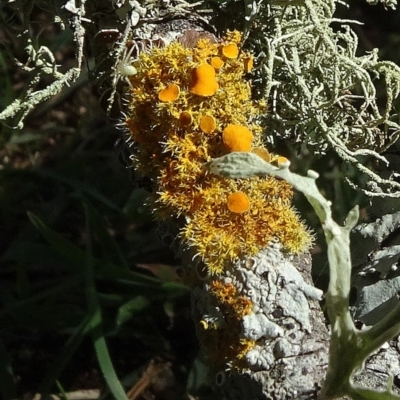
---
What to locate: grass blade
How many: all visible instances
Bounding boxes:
[92,314,130,400]
[83,203,129,400]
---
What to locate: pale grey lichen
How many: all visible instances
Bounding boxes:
[0,0,87,129]
[242,313,282,341]
[365,0,397,8]
[190,240,327,387]
[189,243,329,397]
[237,0,400,197]
[0,37,82,129]
[232,245,323,334]
[1,0,209,128]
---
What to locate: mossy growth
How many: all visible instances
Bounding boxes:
[124,31,312,274]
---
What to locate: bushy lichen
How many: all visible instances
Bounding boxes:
[240,0,400,197]
[124,31,312,275]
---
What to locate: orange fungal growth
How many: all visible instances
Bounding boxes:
[158,83,180,102]
[222,124,253,152]
[244,56,253,73]
[200,115,216,133]
[209,280,253,318]
[190,63,219,96]
[277,156,291,168]
[227,192,250,213]
[211,56,224,69]
[222,43,239,59]
[252,147,271,162]
[179,111,193,126]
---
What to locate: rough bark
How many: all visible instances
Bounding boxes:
[184,246,330,399]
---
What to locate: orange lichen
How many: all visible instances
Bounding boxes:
[222,125,253,152]
[210,280,237,304]
[211,56,224,69]
[222,43,239,59]
[179,111,193,126]
[179,174,313,274]
[200,115,216,133]
[124,30,312,276]
[227,192,250,214]
[199,280,254,368]
[277,156,290,168]
[190,63,219,96]
[200,328,255,369]
[244,56,253,73]
[252,147,271,162]
[237,339,256,359]
[158,83,180,102]
[209,280,253,318]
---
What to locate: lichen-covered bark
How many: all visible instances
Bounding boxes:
[188,247,329,399]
